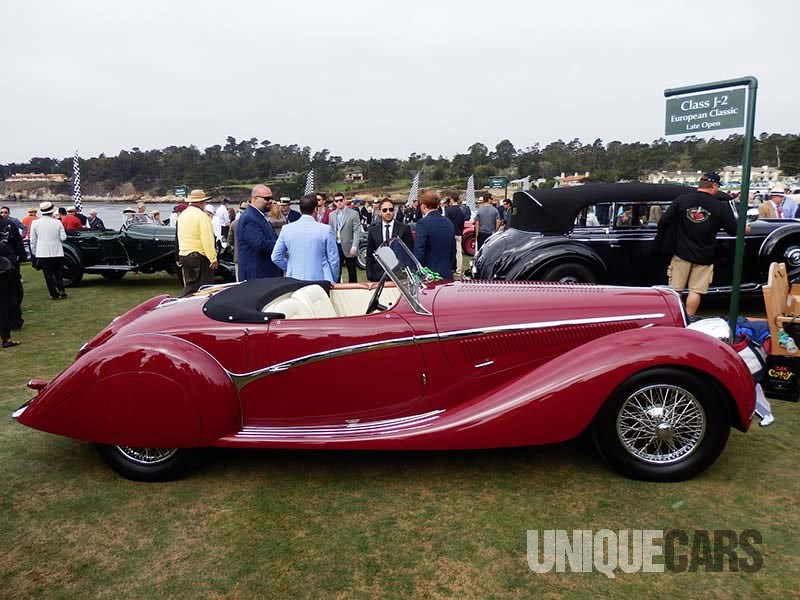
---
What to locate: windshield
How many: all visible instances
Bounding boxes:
[374,239,432,315]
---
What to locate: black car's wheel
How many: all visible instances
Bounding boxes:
[101,271,126,280]
[357,241,367,270]
[540,262,597,284]
[94,444,201,482]
[62,252,84,287]
[462,232,476,257]
[777,243,800,279]
[592,368,730,482]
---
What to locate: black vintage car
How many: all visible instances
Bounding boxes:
[471,183,800,292]
[62,216,235,287]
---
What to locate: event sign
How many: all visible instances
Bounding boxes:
[665,88,746,135]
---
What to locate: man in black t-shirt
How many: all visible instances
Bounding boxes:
[657,172,744,318]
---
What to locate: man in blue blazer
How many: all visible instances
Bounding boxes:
[413,190,456,280]
[237,184,282,280]
[271,194,340,282]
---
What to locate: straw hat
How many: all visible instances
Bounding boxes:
[770,186,786,196]
[39,201,55,215]
[186,189,211,203]
[27,207,37,214]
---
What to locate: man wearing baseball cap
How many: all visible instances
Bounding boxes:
[657,172,744,318]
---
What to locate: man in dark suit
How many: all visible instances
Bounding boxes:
[366,198,413,282]
[237,184,282,280]
[444,192,466,276]
[413,190,456,280]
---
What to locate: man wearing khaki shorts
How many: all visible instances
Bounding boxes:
[657,172,744,318]
[668,257,714,297]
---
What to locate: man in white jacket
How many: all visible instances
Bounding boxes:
[29,201,68,300]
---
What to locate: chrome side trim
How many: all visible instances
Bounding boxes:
[228,313,664,390]
[230,335,419,389]
[235,409,445,438]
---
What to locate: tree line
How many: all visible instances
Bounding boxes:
[2,133,799,196]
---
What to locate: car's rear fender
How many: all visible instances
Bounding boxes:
[516,240,606,281]
[16,334,240,448]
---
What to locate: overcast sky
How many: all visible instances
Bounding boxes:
[1,0,797,164]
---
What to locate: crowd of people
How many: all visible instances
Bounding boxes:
[1,186,509,349]
[176,184,493,294]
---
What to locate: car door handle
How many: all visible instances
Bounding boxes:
[609,243,621,248]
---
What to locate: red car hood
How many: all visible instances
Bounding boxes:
[432,281,684,334]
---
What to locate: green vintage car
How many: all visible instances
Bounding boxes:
[62,215,235,287]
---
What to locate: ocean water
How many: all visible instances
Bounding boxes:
[2,201,198,230]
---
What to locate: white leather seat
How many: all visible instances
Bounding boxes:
[330,288,371,316]
[291,285,338,318]
[269,297,312,320]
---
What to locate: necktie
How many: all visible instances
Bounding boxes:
[385,223,390,242]
[777,205,783,218]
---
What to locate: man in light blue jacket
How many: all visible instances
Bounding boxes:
[271,194,340,283]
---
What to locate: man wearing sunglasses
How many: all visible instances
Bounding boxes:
[329,193,361,283]
[237,184,281,281]
[365,198,413,282]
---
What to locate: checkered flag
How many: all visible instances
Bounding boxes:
[521,176,530,191]
[405,171,420,207]
[304,170,314,195]
[72,150,82,212]
[464,174,477,214]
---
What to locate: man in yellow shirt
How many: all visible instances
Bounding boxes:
[177,189,218,296]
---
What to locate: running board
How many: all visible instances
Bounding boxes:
[217,409,445,445]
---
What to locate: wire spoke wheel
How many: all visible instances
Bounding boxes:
[115,446,178,465]
[616,384,706,465]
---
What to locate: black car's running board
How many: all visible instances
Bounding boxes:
[706,283,762,294]
[84,264,138,272]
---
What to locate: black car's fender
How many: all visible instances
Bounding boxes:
[515,238,606,282]
[474,229,605,282]
[62,244,84,287]
[759,223,800,279]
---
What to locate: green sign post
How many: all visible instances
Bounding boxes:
[488,176,509,199]
[664,77,758,341]
[175,185,188,198]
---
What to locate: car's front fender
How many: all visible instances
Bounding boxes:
[362,326,755,450]
[16,334,240,448]
[758,223,800,277]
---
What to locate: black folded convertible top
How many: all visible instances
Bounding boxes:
[511,183,695,234]
[203,278,332,323]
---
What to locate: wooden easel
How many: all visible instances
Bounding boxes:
[762,262,800,356]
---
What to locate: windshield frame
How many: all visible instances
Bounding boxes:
[374,239,432,316]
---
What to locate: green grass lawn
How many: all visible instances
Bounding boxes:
[2,265,799,598]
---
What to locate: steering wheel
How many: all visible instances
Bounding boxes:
[366,273,389,314]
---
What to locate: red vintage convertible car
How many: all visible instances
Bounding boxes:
[14,241,757,482]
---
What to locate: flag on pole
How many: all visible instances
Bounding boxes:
[521,176,530,191]
[304,170,314,195]
[464,174,477,215]
[405,171,420,206]
[72,151,82,212]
